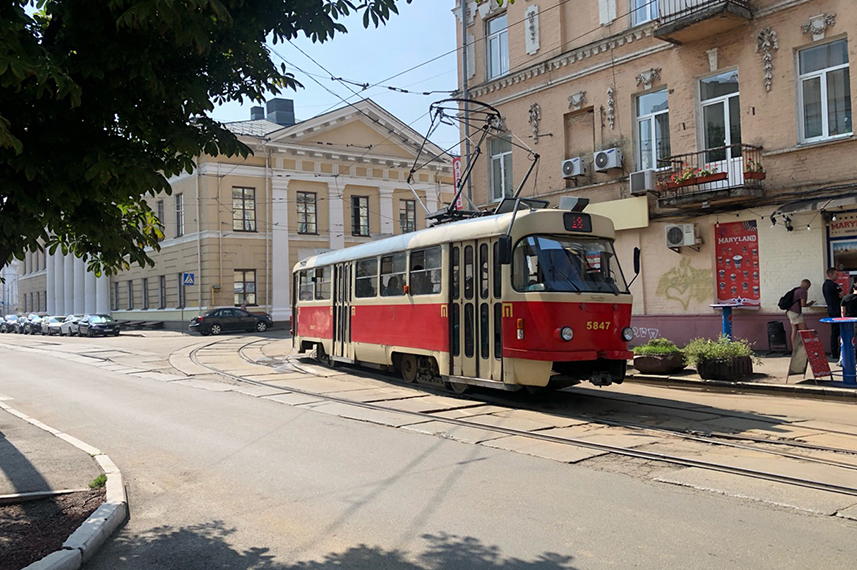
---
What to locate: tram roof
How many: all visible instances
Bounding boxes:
[294,211,520,271]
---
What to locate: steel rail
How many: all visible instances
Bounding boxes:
[190,337,857,498]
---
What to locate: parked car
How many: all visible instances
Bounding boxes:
[1,315,19,333]
[60,314,84,336]
[22,313,46,335]
[40,316,64,336]
[189,308,274,336]
[78,314,120,337]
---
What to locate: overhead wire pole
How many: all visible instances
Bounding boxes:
[460,0,472,203]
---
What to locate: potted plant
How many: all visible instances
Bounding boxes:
[684,335,758,381]
[633,338,687,374]
[661,165,728,189]
[744,159,766,180]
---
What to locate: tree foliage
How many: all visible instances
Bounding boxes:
[0,0,410,274]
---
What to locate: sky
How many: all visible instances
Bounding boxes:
[211,1,462,152]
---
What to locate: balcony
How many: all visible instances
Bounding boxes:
[654,0,752,45]
[655,144,764,209]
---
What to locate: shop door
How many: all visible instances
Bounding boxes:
[450,240,502,380]
[332,263,351,359]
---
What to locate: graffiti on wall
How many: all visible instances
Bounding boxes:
[632,327,660,339]
[656,258,712,311]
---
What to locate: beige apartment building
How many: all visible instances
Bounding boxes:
[456,0,856,351]
[21,99,455,326]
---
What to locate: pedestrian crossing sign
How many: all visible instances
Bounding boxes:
[182,272,195,286]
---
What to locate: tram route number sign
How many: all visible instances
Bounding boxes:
[799,329,832,379]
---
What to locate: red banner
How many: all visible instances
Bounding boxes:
[452,156,463,210]
[715,221,760,306]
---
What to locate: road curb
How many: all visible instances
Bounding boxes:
[0,402,128,570]
[626,374,857,402]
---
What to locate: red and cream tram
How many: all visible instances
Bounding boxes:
[292,207,637,392]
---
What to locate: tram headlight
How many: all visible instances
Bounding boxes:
[559,327,574,342]
[621,327,634,341]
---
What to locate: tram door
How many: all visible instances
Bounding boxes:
[450,240,502,380]
[332,263,352,360]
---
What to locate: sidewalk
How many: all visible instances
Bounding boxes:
[0,404,127,570]
[627,352,857,401]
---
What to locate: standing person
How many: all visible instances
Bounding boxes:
[786,279,815,349]
[839,283,857,366]
[823,268,843,358]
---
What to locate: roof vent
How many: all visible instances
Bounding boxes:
[250,106,265,121]
[266,98,295,126]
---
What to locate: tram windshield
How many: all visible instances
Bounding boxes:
[512,235,628,294]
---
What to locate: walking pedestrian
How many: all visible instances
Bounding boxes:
[823,268,843,358]
[786,279,815,349]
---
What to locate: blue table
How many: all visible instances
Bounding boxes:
[820,317,857,386]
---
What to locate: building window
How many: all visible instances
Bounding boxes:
[142,278,149,310]
[701,69,742,162]
[127,281,134,310]
[233,187,257,232]
[636,89,671,170]
[631,0,658,26]
[352,196,370,236]
[113,282,119,311]
[296,192,317,234]
[156,200,165,241]
[799,39,852,142]
[175,193,184,237]
[158,275,166,309]
[489,135,513,201]
[234,270,257,306]
[177,273,185,308]
[486,14,508,79]
[400,200,416,233]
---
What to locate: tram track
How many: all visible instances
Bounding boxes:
[191,336,857,499]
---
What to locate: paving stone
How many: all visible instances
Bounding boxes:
[482,436,608,463]
[793,420,857,437]
[656,468,856,515]
[380,395,484,414]
[321,387,422,403]
[837,503,857,521]
[488,408,589,428]
[429,405,516,419]
[230,385,290,397]
[537,425,662,449]
[795,432,857,453]
[456,413,559,433]
[264,392,327,406]
[174,379,237,392]
[401,420,506,444]
[297,401,425,428]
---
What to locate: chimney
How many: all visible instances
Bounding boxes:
[266,98,295,127]
[250,106,265,121]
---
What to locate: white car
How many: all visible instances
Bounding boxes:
[60,314,84,336]
[40,316,64,336]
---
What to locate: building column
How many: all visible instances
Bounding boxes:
[95,274,110,314]
[73,257,85,314]
[63,254,74,314]
[271,180,291,323]
[328,182,345,251]
[46,253,56,314]
[54,254,66,315]
[84,270,97,315]
[379,186,395,236]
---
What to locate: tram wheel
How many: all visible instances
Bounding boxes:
[446,380,469,394]
[400,354,418,383]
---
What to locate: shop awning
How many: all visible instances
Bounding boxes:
[775,193,857,215]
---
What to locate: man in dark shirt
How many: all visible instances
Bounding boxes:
[823,268,843,358]
[839,283,857,365]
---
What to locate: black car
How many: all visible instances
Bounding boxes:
[189,308,273,336]
[22,313,45,335]
[1,315,19,333]
[78,314,120,337]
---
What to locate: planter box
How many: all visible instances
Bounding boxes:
[743,171,766,180]
[695,172,729,184]
[660,172,728,190]
[633,353,686,374]
[696,355,753,381]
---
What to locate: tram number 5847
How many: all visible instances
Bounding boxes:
[586,321,612,331]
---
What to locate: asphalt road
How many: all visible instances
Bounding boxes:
[2,340,856,569]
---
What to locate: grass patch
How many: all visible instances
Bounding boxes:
[88,474,107,489]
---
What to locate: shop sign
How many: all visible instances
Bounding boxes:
[828,212,857,238]
[715,221,760,306]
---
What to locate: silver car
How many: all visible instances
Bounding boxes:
[40,316,64,336]
[60,314,84,336]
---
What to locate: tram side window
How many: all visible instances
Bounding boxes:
[380,253,407,296]
[355,258,378,298]
[299,271,314,301]
[513,238,544,291]
[409,246,442,295]
[315,266,332,300]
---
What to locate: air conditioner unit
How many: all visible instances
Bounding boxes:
[561,157,585,179]
[594,148,623,172]
[629,169,657,194]
[665,224,700,249]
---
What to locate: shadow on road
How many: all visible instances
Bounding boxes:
[89,522,577,569]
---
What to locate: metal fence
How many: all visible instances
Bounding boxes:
[655,144,764,202]
[657,0,751,26]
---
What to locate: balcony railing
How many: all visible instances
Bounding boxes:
[655,0,752,44]
[655,144,764,208]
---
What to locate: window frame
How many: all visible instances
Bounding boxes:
[486,13,509,80]
[351,195,370,237]
[296,191,318,235]
[399,199,416,234]
[142,277,149,310]
[175,193,184,237]
[127,280,134,310]
[635,88,671,170]
[232,186,257,232]
[798,38,852,143]
[158,275,166,309]
[234,269,257,306]
[112,281,119,311]
[380,252,407,297]
[489,135,513,202]
[355,258,378,298]
[176,272,185,308]
[631,0,658,27]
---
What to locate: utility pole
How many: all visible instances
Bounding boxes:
[460,0,472,202]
